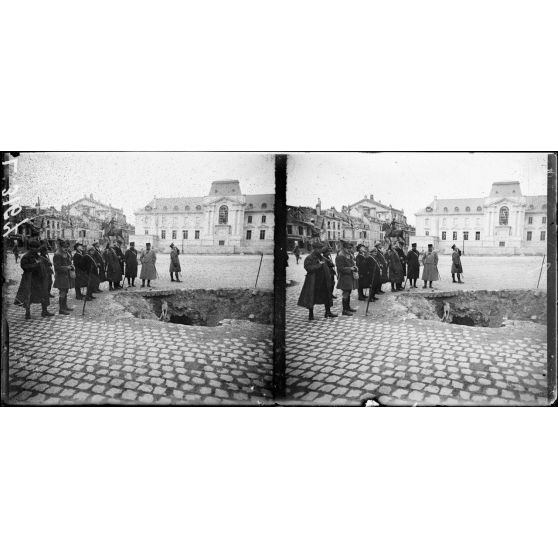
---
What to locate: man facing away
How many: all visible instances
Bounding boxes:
[406,242,420,289]
[451,244,464,284]
[140,242,157,288]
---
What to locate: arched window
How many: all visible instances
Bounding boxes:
[261,203,267,209]
[185,205,190,211]
[163,206,168,211]
[248,203,253,209]
[174,205,179,211]
[443,207,448,212]
[499,206,509,225]
[477,206,482,211]
[454,206,459,212]
[195,205,201,211]
[465,206,470,212]
[218,205,228,224]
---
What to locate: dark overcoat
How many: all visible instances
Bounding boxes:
[83,253,101,291]
[124,248,138,278]
[335,251,358,291]
[53,249,75,289]
[114,245,125,268]
[104,247,123,282]
[406,249,420,279]
[14,250,50,306]
[369,254,382,291]
[451,251,463,274]
[376,250,389,283]
[323,253,336,283]
[73,252,90,288]
[387,250,404,283]
[297,251,332,308]
[39,253,54,292]
[169,248,181,273]
[356,254,374,288]
[93,248,107,282]
[395,246,407,276]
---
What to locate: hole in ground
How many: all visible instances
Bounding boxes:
[124,288,274,327]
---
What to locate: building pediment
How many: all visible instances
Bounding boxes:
[204,196,245,207]
[484,196,526,208]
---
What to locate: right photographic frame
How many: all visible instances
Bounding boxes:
[283,152,557,406]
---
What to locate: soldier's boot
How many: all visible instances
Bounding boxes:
[347,296,357,312]
[41,304,54,317]
[457,274,463,284]
[25,307,31,320]
[324,305,337,318]
[170,274,175,282]
[308,308,314,321]
[75,287,83,300]
[59,300,70,315]
[342,299,352,316]
[452,273,456,283]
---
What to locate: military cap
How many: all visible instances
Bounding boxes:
[74,242,83,250]
[411,243,417,247]
[311,239,325,249]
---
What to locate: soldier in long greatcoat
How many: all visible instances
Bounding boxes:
[92,241,106,290]
[356,244,374,301]
[14,239,54,319]
[335,240,358,316]
[72,242,89,300]
[406,243,421,288]
[113,240,125,289]
[169,243,182,282]
[387,245,404,291]
[124,241,139,287]
[374,242,388,293]
[84,246,101,299]
[38,244,55,299]
[451,244,464,284]
[140,243,157,287]
[53,239,75,315]
[422,244,440,289]
[368,247,382,300]
[104,243,123,291]
[321,245,337,299]
[297,240,336,320]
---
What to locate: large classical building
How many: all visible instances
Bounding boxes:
[132,180,274,254]
[413,181,547,255]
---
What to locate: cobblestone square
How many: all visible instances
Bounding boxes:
[4,255,274,405]
[286,254,550,406]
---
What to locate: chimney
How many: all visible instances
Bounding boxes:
[370,194,374,200]
[433,195,438,211]
[316,198,321,215]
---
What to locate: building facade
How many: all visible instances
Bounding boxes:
[132,180,274,254]
[413,181,547,255]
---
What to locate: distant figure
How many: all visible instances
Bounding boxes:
[13,243,20,263]
[451,244,464,284]
[169,243,182,282]
[124,241,138,287]
[140,242,157,288]
[293,243,301,264]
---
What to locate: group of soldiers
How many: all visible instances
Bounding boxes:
[297,239,464,321]
[13,238,165,319]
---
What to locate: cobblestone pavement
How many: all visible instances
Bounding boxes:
[286,255,550,406]
[4,255,273,406]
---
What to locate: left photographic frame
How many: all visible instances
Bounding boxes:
[1,151,277,406]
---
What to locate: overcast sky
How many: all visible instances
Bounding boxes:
[286,153,549,225]
[10,152,275,225]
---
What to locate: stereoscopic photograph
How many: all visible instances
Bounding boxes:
[1,152,275,405]
[285,152,555,406]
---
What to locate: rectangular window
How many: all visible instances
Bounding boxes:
[499,241,505,247]
[527,231,532,241]
[195,230,200,239]
[425,230,429,236]
[219,240,225,246]
[441,231,446,240]
[328,231,331,239]
[475,231,480,240]
[261,215,266,224]
[172,230,177,240]
[542,216,547,224]
[463,231,469,240]
[144,229,149,235]
[183,230,188,239]
[259,230,266,240]
[453,231,457,240]
[246,230,252,240]
[287,225,292,234]
[541,231,546,241]
[248,216,253,224]
[528,216,533,224]
[161,230,166,239]
[298,226,303,235]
